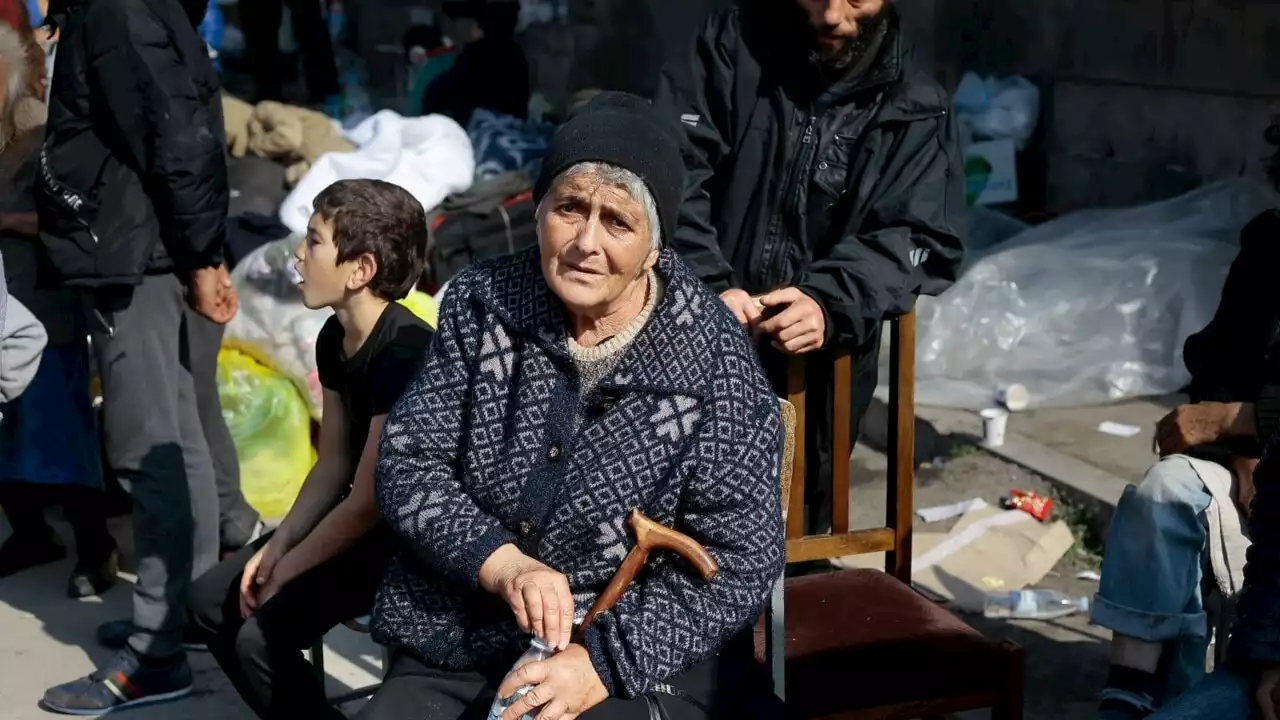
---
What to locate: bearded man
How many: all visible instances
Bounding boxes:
[655,0,964,538]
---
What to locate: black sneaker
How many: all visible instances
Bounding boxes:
[39,647,192,715]
[0,531,67,577]
[96,619,208,653]
[67,548,120,598]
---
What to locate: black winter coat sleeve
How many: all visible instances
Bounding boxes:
[796,109,965,348]
[652,14,738,294]
[87,3,227,271]
[1183,210,1280,450]
[1230,432,1280,665]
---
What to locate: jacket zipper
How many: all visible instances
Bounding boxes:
[759,114,817,287]
[39,146,99,245]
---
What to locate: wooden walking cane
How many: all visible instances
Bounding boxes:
[572,509,720,643]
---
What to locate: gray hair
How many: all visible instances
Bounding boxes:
[537,161,662,251]
[0,24,31,152]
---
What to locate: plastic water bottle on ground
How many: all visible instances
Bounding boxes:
[488,638,555,720]
[983,589,1089,620]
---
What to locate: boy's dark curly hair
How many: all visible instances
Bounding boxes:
[1267,115,1280,189]
[312,179,428,301]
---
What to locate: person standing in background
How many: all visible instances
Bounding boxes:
[239,0,338,104]
[0,2,117,598]
[35,0,238,712]
[420,0,529,124]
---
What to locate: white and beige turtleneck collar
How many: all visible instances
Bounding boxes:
[567,269,664,402]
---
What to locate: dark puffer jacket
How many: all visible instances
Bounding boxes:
[1214,210,1280,666]
[37,0,227,288]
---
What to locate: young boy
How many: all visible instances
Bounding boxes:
[186,179,434,720]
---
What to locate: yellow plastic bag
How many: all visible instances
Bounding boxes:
[398,290,439,329]
[217,348,316,522]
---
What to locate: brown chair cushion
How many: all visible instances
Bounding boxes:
[754,568,1011,717]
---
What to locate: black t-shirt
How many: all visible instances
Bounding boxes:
[315,303,435,469]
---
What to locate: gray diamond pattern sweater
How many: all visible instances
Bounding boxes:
[372,248,784,699]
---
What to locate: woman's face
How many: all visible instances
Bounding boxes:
[538,171,658,317]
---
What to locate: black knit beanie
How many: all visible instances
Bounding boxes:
[534,92,685,247]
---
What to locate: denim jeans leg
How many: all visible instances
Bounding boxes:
[1148,670,1258,720]
[1092,455,1214,703]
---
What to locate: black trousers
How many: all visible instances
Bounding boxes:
[758,325,882,535]
[356,629,780,720]
[239,0,339,103]
[0,482,114,564]
[187,528,391,720]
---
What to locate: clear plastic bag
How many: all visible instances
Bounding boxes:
[898,179,1280,409]
[954,72,1041,150]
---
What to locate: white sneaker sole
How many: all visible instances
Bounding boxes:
[40,685,193,716]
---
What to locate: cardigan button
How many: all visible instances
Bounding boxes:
[547,443,563,461]
[516,519,536,538]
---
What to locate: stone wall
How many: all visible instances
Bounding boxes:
[521,0,1280,211]
[925,0,1280,210]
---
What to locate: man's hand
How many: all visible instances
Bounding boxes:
[1230,455,1261,516]
[479,545,575,650]
[190,265,239,325]
[497,644,609,720]
[1258,666,1280,720]
[756,287,826,355]
[1154,402,1242,456]
[719,288,762,329]
[239,542,284,619]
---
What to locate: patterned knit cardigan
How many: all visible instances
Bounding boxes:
[372,246,785,698]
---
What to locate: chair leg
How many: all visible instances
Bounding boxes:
[765,572,786,702]
[310,639,326,681]
[992,641,1024,720]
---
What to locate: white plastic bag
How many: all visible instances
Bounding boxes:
[898,179,1280,409]
[954,72,1041,150]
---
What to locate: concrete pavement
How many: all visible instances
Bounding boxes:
[0,517,381,720]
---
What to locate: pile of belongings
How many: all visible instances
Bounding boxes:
[223,93,355,187]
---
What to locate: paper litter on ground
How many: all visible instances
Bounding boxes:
[833,507,1076,612]
[917,498,990,523]
[1076,570,1101,581]
[1097,421,1143,438]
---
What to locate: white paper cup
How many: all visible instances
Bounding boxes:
[980,408,1009,448]
[997,383,1030,412]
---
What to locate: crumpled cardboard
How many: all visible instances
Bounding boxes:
[835,507,1075,612]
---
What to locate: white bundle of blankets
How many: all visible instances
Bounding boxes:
[279,110,476,235]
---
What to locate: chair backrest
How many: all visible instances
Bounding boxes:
[778,398,797,526]
[781,310,916,583]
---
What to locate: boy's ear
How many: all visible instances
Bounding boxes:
[348,252,379,293]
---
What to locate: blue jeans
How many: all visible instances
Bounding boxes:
[1093,455,1214,704]
[1148,670,1257,719]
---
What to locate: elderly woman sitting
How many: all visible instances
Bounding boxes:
[361,93,785,720]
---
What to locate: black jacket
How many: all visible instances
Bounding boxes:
[1182,210,1280,461]
[653,2,964,348]
[1207,210,1280,667]
[37,0,227,288]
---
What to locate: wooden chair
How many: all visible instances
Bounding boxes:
[758,310,1025,719]
[310,617,387,707]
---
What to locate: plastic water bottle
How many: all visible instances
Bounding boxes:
[488,638,555,720]
[983,589,1089,620]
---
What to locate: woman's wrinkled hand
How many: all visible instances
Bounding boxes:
[479,544,575,650]
[497,644,609,720]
